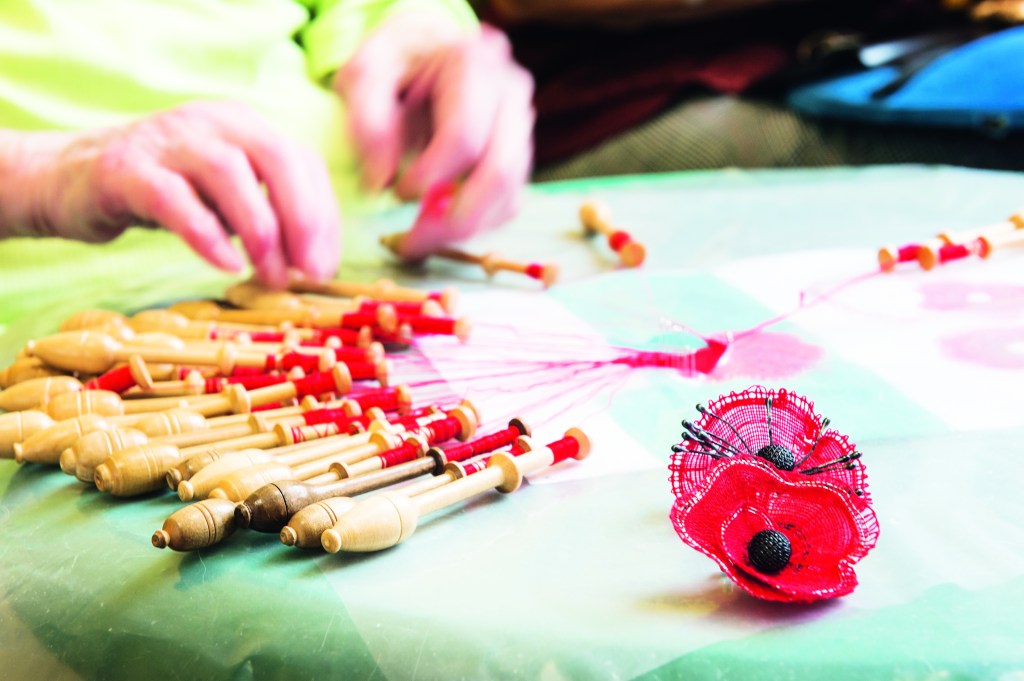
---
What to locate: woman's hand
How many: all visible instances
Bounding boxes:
[0,101,341,288]
[335,14,534,259]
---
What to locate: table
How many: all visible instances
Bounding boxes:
[2,165,1022,680]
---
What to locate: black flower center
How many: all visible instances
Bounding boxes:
[747,529,792,574]
[756,444,795,471]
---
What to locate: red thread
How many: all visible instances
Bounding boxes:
[896,244,921,262]
[302,407,355,427]
[263,355,279,371]
[937,242,973,264]
[462,458,489,475]
[339,312,377,329]
[608,230,632,252]
[84,365,136,393]
[279,352,324,373]
[204,377,226,394]
[311,327,363,346]
[333,347,375,363]
[437,426,521,464]
[244,331,287,342]
[420,416,463,445]
[350,387,407,413]
[293,371,336,398]
[227,373,291,390]
[524,264,545,280]
[360,300,433,316]
[343,360,379,381]
[547,436,580,464]
[400,315,456,335]
[378,442,422,468]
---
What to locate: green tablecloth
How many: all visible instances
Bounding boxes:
[2,165,1023,680]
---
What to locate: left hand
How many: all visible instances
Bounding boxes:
[334,13,535,259]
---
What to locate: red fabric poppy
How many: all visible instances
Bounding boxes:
[670,386,872,513]
[671,459,878,602]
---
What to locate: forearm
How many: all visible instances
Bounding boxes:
[0,129,83,240]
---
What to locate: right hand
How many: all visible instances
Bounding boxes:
[0,101,341,288]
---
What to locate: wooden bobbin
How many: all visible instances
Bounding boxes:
[152,498,239,551]
[0,357,67,388]
[94,443,182,496]
[130,409,208,438]
[173,419,359,500]
[0,410,56,459]
[59,309,129,332]
[579,200,646,268]
[320,428,590,553]
[30,330,273,376]
[206,430,402,502]
[978,228,1024,258]
[279,497,359,549]
[14,414,113,465]
[0,376,83,412]
[236,449,444,533]
[60,428,149,483]
[289,274,458,315]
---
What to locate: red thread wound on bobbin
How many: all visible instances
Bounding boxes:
[84,365,137,393]
[608,230,632,252]
[524,264,545,280]
[938,242,973,264]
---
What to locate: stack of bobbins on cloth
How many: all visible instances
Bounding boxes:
[0,275,591,558]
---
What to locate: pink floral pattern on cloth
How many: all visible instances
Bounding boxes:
[669,386,879,603]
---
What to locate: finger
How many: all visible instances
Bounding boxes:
[122,163,246,273]
[394,44,503,201]
[335,48,405,192]
[206,110,338,285]
[289,146,342,281]
[446,67,534,236]
[169,140,289,289]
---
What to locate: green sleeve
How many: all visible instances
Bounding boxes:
[296,0,479,82]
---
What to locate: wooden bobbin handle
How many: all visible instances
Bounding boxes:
[0,376,83,412]
[152,498,239,551]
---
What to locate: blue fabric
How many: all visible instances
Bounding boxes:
[789,26,1024,134]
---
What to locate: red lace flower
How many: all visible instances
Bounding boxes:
[672,459,877,602]
[668,386,879,602]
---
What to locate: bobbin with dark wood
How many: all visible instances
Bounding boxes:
[320,428,590,553]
